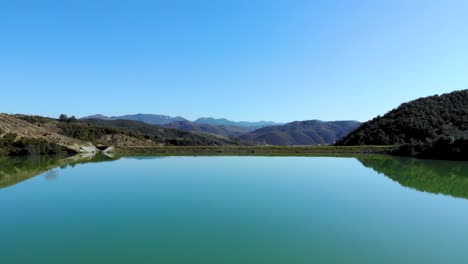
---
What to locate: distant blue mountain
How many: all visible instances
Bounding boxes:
[81,114,187,125]
[82,114,281,129]
[194,117,281,130]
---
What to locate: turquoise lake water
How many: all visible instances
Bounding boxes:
[1,155,468,263]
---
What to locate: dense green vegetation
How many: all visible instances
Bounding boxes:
[358,155,468,199]
[0,133,68,156]
[337,89,468,159]
[15,114,55,124]
[58,122,124,143]
[337,90,468,145]
[239,120,360,146]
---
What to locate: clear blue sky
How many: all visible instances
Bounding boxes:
[1,0,467,122]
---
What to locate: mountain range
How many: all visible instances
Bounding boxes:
[194,117,280,130]
[82,114,280,129]
[82,114,187,125]
[82,114,360,145]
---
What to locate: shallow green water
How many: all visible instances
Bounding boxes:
[2,155,468,263]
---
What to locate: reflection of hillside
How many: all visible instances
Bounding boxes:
[0,154,119,189]
[357,156,468,200]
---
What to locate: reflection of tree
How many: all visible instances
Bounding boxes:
[357,156,468,200]
[45,169,59,181]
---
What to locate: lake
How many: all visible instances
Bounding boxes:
[1,155,468,263]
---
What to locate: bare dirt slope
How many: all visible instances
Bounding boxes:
[0,114,96,153]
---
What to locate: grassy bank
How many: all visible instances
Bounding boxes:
[115,145,394,156]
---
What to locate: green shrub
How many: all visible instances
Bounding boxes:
[0,133,66,156]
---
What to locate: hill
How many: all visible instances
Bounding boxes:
[1,114,240,156]
[335,90,468,159]
[238,120,361,146]
[82,119,237,146]
[81,113,187,125]
[194,117,280,130]
[337,90,468,145]
[164,120,249,137]
[0,114,96,155]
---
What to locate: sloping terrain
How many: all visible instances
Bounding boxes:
[164,120,249,137]
[238,120,361,146]
[0,114,96,153]
[82,119,237,146]
[336,89,468,146]
[1,114,241,156]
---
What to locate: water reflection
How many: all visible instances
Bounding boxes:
[357,156,468,200]
[3,154,468,201]
[45,169,59,181]
[0,153,119,189]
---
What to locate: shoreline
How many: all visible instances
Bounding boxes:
[114,145,394,156]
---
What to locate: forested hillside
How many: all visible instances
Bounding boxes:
[336,90,468,159]
[337,90,468,146]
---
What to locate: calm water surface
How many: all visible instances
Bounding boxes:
[1,155,468,264]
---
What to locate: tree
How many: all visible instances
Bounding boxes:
[67,116,77,123]
[59,114,68,122]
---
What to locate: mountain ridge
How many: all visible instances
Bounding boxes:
[239,120,361,146]
[82,114,281,129]
[163,120,250,137]
[194,117,280,129]
[81,114,187,125]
